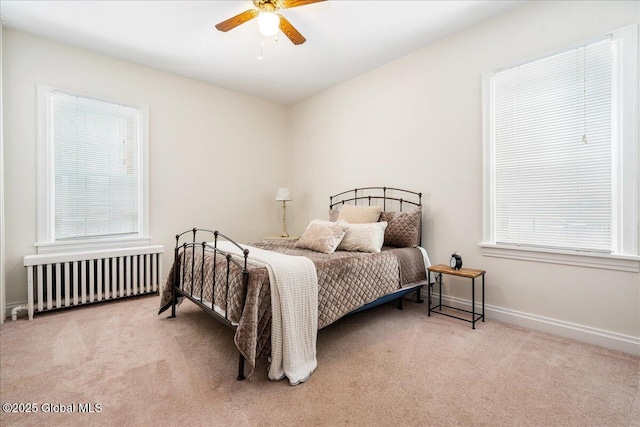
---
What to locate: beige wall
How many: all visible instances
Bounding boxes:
[3,29,288,304]
[288,1,640,343]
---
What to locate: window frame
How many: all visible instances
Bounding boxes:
[36,85,150,254]
[480,24,639,272]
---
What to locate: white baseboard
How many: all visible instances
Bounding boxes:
[432,293,640,356]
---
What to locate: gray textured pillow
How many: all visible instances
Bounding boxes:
[329,208,340,222]
[295,220,348,254]
[379,207,421,247]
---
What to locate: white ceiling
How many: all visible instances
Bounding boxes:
[0,0,525,105]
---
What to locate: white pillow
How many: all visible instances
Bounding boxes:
[338,221,388,253]
[337,205,382,223]
[295,220,348,254]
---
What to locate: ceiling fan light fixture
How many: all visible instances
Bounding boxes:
[257,11,279,37]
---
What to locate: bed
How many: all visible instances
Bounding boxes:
[158,187,430,384]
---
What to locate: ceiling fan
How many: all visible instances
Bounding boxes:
[215,0,326,45]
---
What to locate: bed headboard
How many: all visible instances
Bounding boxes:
[329,187,422,212]
[329,187,423,246]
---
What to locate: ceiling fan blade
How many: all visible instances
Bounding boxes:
[215,9,259,32]
[278,15,306,45]
[282,0,326,8]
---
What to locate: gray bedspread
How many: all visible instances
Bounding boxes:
[159,241,426,377]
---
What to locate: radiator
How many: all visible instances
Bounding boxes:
[23,245,164,320]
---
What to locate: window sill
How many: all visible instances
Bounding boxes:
[35,236,152,254]
[479,243,640,272]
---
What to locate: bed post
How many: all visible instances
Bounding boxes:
[200,242,206,303]
[418,192,423,247]
[237,354,245,381]
[213,231,219,307]
[237,248,250,381]
[169,234,180,318]
[383,187,387,211]
[417,192,424,303]
[190,229,197,297]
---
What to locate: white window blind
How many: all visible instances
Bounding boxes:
[51,92,141,240]
[492,37,613,253]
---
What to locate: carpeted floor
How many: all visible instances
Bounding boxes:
[1,295,638,426]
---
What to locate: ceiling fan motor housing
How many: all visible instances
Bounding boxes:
[253,0,282,12]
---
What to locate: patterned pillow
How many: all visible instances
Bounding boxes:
[337,221,388,253]
[329,208,340,222]
[295,220,348,254]
[336,205,382,223]
[380,208,421,247]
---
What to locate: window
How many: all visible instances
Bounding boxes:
[481,25,639,271]
[37,86,149,253]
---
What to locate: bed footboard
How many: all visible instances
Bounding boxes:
[168,228,250,380]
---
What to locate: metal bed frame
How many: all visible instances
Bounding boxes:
[330,186,423,245]
[167,187,425,381]
[168,228,250,379]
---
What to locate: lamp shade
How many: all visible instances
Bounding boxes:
[275,188,292,201]
[257,12,280,37]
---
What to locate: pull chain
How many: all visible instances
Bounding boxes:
[257,40,264,60]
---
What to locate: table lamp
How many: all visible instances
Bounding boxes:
[275,188,292,237]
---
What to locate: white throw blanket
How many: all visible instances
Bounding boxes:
[417,246,433,282]
[216,241,318,385]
